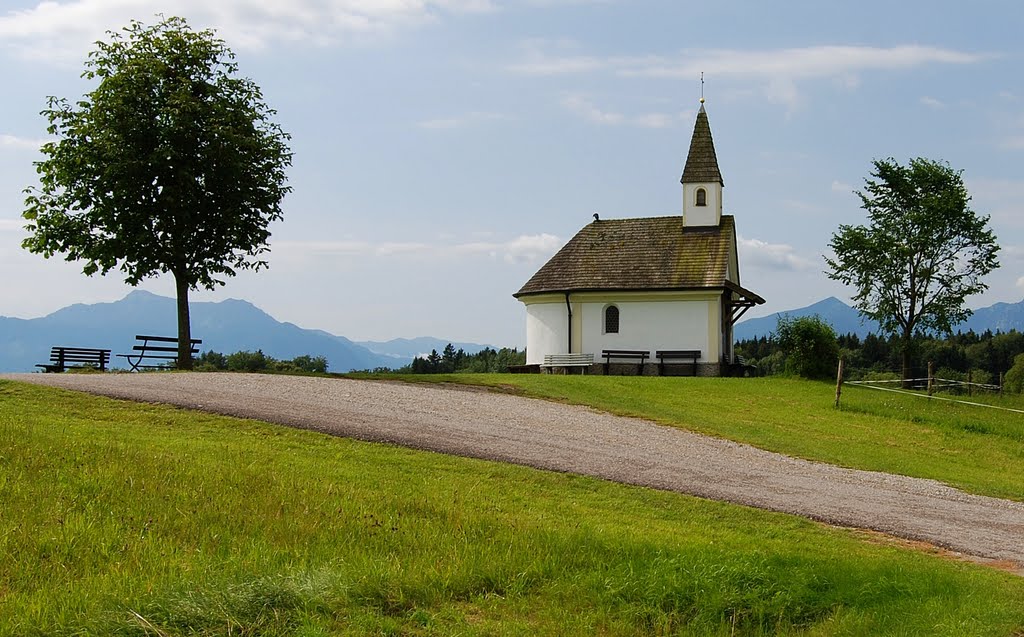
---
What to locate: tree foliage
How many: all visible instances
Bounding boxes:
[774,315,839,380]
[1004,354,1024,394]
[196,350,328,374]
[408,345,526,374]
[736,328,1024,390]
[22,17,292,369]
[825,158,999,381]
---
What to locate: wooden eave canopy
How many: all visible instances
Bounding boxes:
[724,280,765,327]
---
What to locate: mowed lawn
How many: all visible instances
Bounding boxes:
[356,374,1024,502]
[2,379,1024,636]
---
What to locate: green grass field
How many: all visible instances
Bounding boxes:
[347,374,1024,502]
[2,378,1024,636]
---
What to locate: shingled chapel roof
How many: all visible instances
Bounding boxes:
[680,104,723,186]
[514,215,761,299]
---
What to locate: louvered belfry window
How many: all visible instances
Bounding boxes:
[695,188,707,206]
[605,305,620,334]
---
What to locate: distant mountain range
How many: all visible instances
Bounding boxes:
[0,290,489,373]
[5,291,1020,372]
[735,296,1024,340]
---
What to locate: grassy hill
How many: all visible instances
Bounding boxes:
[2,378,1024,636]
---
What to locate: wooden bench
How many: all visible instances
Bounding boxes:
[36,346,111,373]
[117,335,202,371]
[655,350,701,376]
[601,349,649,375]
[541,353,594,374]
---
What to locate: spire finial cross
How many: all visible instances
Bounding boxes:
[700,72,705,104]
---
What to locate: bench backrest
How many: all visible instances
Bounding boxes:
[136,335,202,344]
[134,335,202,355]
[49,347,110,361]
[543,353,594,365]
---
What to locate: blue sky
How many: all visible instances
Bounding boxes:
[1,0,1022,347]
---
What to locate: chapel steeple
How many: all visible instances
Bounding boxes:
[681,100,724,227]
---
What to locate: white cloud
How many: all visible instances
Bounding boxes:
[920,96,945,109]
[274,233,561,264]
[620,45,987,80]
[831,180,853,194]
[998,135,1024,150]
[738,236,816,272]
[966,177,1024,228]
[560,94,679,128]
[0,219,26,232]
[511,44,985,79]
[507,38,604,75]
[0,134,49,150]
[508,54,603,75]
[417,118,463,130]
[0,0,497,61]
[1017,276,1024,291]
[497,232,561,263]
[417,111,507,130]
[560,94,622,125]
[511,43,986,110]
[1004,245,1024,261]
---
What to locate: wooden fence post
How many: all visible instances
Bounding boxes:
[834,357,845,409]
[927,361,934,397]
[968,369,973,397]
[1000,372,1004,396]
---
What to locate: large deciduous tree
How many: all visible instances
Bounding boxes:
[22,17,292,369]
[825,157,999,384]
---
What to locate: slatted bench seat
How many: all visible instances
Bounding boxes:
[541,353,594,374]
[117,335,202,371]
[655,350,701,376]
[601,349,649,375]
[36,346,111,373]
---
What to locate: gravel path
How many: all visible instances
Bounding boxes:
[7,371,1024,569]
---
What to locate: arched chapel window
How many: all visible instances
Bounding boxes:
[695,188,707,207]
[604,305,620,334]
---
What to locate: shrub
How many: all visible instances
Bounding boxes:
[197,350,228,371]
[774,315,840,380]
[1004,353,1024,394]
[227,350,270,373]
[286,355,328,374]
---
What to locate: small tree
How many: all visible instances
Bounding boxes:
[825,158,999,384]
[22,17,292,369]
[774,315,840,380]
[426,349,442,373]
[1005,353,1024,394]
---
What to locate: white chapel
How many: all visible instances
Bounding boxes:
[514,102,764,375]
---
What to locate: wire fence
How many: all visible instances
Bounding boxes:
[843,380,1024,415]
[837,364,1024,415]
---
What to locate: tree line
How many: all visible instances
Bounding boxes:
[194,350,328,374]
[401,344,526,374]
[736,315,1024,392]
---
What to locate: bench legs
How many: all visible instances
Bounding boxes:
[657,357,699,376]
[603,356,648,375]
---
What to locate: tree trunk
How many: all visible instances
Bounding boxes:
[901,334,912,389]
[174,273,193,371]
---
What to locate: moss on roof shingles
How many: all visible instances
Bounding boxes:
[515,216,736,297]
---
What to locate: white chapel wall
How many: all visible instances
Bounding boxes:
[524,300,568,364]
[577,295,720,362]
